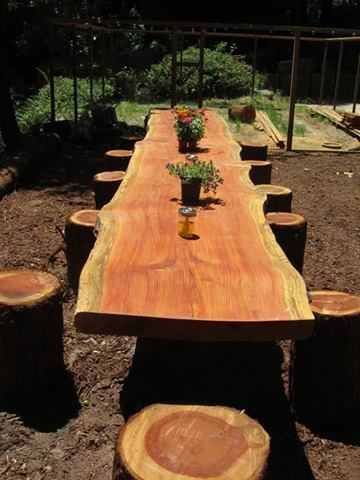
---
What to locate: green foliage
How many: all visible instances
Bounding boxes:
[17,76,114,132]
[166,157,224,194]
[142,42,259,101]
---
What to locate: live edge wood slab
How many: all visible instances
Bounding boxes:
[75,108,314,341]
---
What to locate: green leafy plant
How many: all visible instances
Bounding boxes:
[17,76,114,133]
[142,42,261,101]
[166,156,224,194]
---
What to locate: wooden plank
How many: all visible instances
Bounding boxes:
[310,106,360,140]
[75,109,314,341]
[257,111,285,148]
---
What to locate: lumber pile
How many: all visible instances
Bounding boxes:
[256,111,285,148]
[310,106,360,141]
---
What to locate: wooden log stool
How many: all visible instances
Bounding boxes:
[113,404,270,480]
[104,149,133,172]
[65,209,99,290]
[266,212,307,273]
[93,171,125,209]
[290,290,360,428]
[0,270,64,402]
[256,184,292,213]
[239,142,268,160]
[119,135,143,150]
[242,160,272,185]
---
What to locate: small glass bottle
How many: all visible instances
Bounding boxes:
[178,207,197,239]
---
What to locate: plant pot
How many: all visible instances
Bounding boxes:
[188,139,198,152]
[181,178,201,205]
[178,139,188,153]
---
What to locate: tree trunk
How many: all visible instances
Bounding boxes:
[65,209,99,291]
[104,150,133,172]
[113,404,270,480]
[0,270,64,404]
[256,184,293,213]
[93,171,125,209]
[266,212,307,273]
[242,160,272,185]
[0,2,21,150]
[291,290,360,428]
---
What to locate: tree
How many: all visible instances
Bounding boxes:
[0,1,21,150]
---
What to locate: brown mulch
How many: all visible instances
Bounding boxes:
[0,140,360,480]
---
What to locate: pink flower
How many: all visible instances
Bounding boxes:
[181,117,193,124]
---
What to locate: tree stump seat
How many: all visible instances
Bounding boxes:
[241,160,272,185]
[113,404,270,480]
[291,290,360,428]
[266,212,307,273]
[0,269,64,403]
[93,171,126,209]
[119,135,144,150]
[256,184,292,213]
[65,209,99,290]
[104,149,133,172]
[239,142,268,160]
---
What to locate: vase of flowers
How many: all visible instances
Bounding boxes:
[166,156,224,205]
[174,106,205,153]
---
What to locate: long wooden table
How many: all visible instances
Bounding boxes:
[75,108,314,341]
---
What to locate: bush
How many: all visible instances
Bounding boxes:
[17,76,114,133]
[142,42,258,101]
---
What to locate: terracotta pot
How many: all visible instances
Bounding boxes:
[181,178,201,205]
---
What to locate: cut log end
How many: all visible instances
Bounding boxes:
[239,143,268,161]
[94,171,126,182]
[309,290,360,317]
[69,209,99,227]
[241,160,272,185]
[256,184,292,213]
[104,150,133,171]
[266,212,306,229]
[0,270,61,307]
[113,404,270,480]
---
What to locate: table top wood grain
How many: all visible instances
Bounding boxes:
[75,109,314,341]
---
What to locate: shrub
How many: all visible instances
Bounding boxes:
[142,42,258,101]
[17,76,114,132]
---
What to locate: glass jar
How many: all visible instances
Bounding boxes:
[178,207,197,239]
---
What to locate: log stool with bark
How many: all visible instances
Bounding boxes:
[290,290,360,428]
[0,269,64,403]
[65,209,99,290]
[266,212,307,273]
[239,142,268,160]
[256,184,292,213]
[93,171,125,209]
[113,404,270,480]
[242,160,272,185]
[104,150,133,172]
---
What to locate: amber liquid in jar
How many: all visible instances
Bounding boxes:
[178,207,197,239]
[178,217,195,239]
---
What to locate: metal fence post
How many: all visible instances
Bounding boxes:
[251,38,258,98]
[171,32,178,108]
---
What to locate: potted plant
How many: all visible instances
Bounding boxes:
[166,156,224,205]
[174,106,205,153]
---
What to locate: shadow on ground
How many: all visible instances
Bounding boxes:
[0,369,81,432]
[121,339,315,480]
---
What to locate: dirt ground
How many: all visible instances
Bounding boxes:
[0,133,360,479]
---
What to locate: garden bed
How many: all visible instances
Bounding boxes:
[0,129,359,479]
